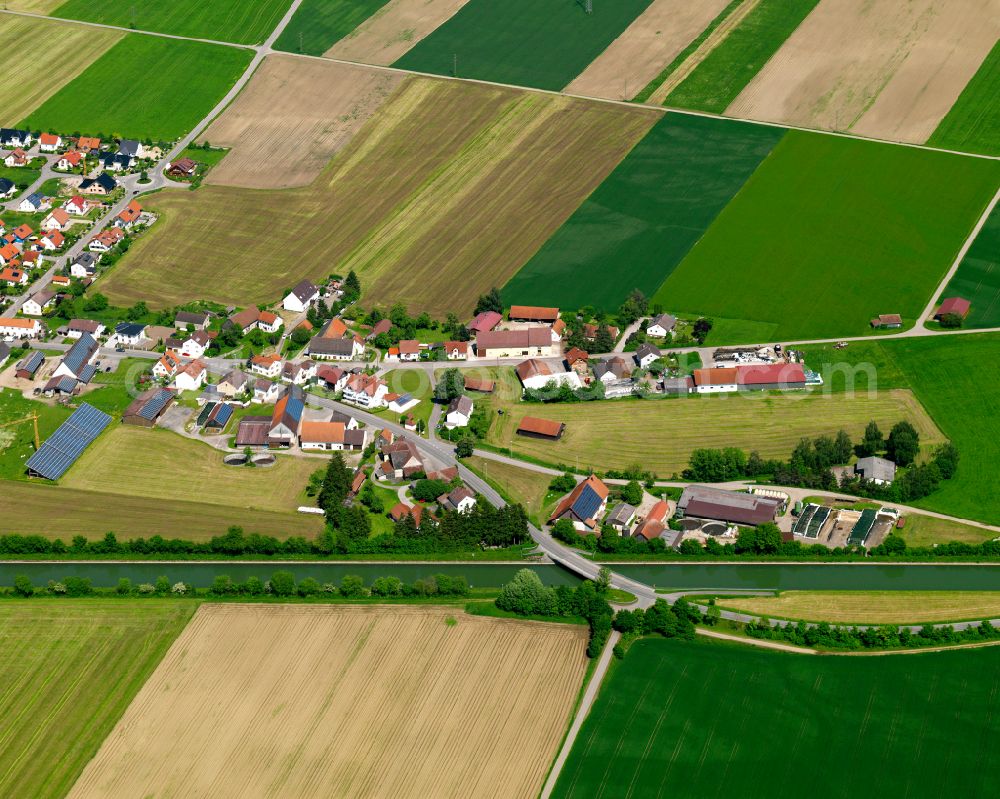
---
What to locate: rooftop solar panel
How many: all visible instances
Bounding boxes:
[572,485,603,522]
[138,389,173,420]
[206,403,233,428]
[26,402,111,480]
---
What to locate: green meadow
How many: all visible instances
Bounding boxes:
[928,40,1000,157]
[503,113,785,309]
[273,0,391,55]
[554,637,1000,799]
[22,35,251,140]
[656,130,1000,340]
[664,0,820,113]
[52,0,292,44]
[940,200,1000,328]
[394,0,654,91]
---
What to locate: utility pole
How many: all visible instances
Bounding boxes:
[299,31,304,54]
[453,53,458,78]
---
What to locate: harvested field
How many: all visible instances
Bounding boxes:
[68,604,588,799]
[4,0,63,12]
[719,591,1000,624]
[486,387,944,476]
[0,15,121,127]
[565,0,729,101]
[61,426,318,516]
[274,0,393,56]
[0,480,323,540]
[326,0,471,65]
[941,200,1000,328]
[656,130,1000,340]
[101,78,656,315]
[929,38,1000,156]
[728,0,1000,144]
[202,55,403,189]
[0,600,195,798]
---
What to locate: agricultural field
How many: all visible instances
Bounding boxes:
[464,455,556,527]
[201,55,404,189]
[485,387,943,477]
[555,637,1000,798]
[68,604,588,798]
[929,39,1000,156]
[940,198,1000,328]
[3,0,64,11]
[0,389,72,481]
[895,513,998,547]
[656,130,1000,341]
[0,601,196,799]
[503,113,784,310]
[21,35,252,140]
[61,425,320,519]
[51,0,292,44]
[0,15,122,127]
[394,0,655,91]
[324,0,471,65]
[728,0,1000,144]
[101,78,656,315]
[718,591,1000,624]
[273,0,393,56]
[663,0,821,113]
[565,0,730,101]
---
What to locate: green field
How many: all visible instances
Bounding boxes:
[394,0,654,91]
[664,0,820,113]
[0,600,195,798]
[656,131,1000,340]
[940,201,1000,328]
[503,114,785,309]
[928,40,1000,157]
[0,390,71,481]
[273,0,390,55]
[52,0,291,44]
[21,35,252,140]
[554,637,1000,799]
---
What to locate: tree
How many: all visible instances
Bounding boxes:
[620,480,643,506]
[270,570,295,596]
[473,287,502,316]
[455,439,474,458]
[596,567,611,594]
[834,429,854,464]
[886,421,919,467]
[593,325,614,353]
[317,453,352,522]
[116,577,132,595]
[343,269,361,301]
[932,441,960,479]
[860,420,884,457]
[549,473,577,493]
[412,479,450,502]
[340,574,367,597]
[550,518,578,544]
[938,312,963,329]
[692,317,713,344]
[495,569,556,615]
[12,574,33,597]
[434,368,463,403]
[291,325,311,345]
[154,575,170,594]
[83,292,108,312]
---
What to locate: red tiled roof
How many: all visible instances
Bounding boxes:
[517,416,564,438]
[509,305,559,322]
[935,297,970,318]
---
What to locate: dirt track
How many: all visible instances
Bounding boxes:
[565,0,729,100]
[727,0,1000,143]
[67,604,588,799]
[325,0,470,65]
[203,54,404,188]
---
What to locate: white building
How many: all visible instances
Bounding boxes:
[445,395,474,428]
[283,279,319,313]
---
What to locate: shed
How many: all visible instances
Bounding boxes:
[517,416,565,440]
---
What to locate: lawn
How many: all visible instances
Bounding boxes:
[52,0,292,44]
[273,0,391,55]
[897,513,998,547]
[503,113,785,310]
[655,130,1000,341]
[717,591,1000,625]
[0,164,41,190]
[100,78,655,316]
[394,0,654,91]
[382,368,435,429]
[485,387,943,477]
[21,35,252,141]
[464,455,555,527]
[927,39,1000,157]
[0,390,72,481]
[0,600,196,798]
[664,0,821,113]
[0,15,122,127]
[554,637,1000,799]
[940,201,1000,328]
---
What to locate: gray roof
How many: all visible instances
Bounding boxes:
[221,369,248,389]
[175,310,209,326]
[288,279,318,304]
[17,351,44,374]
[118,139,141,157]
[650,313,677,330]
[115,322,146,338]
[636,343,662,360]
[73,252,97,269]
[60,333,98,379]
[855,456,896,483]
[607,502,636,525]
[44,375,78,394]
[126,387,174,421]
[308,336,355,356]
[448,395,474,416]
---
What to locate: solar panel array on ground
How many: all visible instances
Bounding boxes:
[848,509,877,546]
[26,402,112,480]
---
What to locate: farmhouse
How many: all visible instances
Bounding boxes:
[52,333,98,382]
[445,395,474,428]
[517,416,565,440]
[693,364,807,393]
[871,314,903,329]
[397,340,421,361]
[123,387,175,427]
[283,279,319,313]
[308,335,363,361]
[0,317,41,338]
[268,385,305,447]
[469,311,502,333]
[22,290,57,316]
[342,372,389,409]
[549,474,609,534]
[298,421,366,451]
[376,437,423,480]
[476,327,557,358]
[174,360,207,391]
[854,456,897,485]
[582,323,619,343]
[509,305,559,323]
[438,486,477,513]
[593,355,631,383]
[443,341,468,360]
[516,358,581,391]
[635,343,661,369]
[175,310,210,329]
[235,415,271,447]
[934,297,971,321]
[692,367,738,393]
[632,501,670,541]
[646,313,677,337]
[564,347,589,376]
[678,485,780,527]
[606,502,637,534]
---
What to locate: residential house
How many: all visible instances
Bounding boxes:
[606,502,637,535]
[443,341,468,360]
[0,129,31,147]
[298,420,366,452]
[515,358,581,391]
[109,322,146,348]
[548,474,610,534]
[268,385,305,447]
[152,349,182,379]
[376,437,423,480]
[445,395,474,428]
[227,307,261,335]
[70,252,98,278]
[0,178,15,198]
[315,364,347,392]
[307,335,363,361]
[632,501,670,542]
[342,372,389,409]
[582,323,620,343]
[49,275,69,288]
[0,266,28,286]
[22,290,56,316]
[282,279,319,313]
[40,230,64,251]
[63,196,88,216]
[646,313,677,337]
[11,223,32,242]
[79,173,117,195]
[563,347,589,377]
[320,317,348,339]
[41,208,70,232]
[217,369,249,398]
[57,152,83,171]
[397,339,420,361]
[117,200,142,228]
[100,152,133,172]
[855,456,896,485]
[38,133,62,153]
[476,327,557,358]
[253,378,281,404]
[118,139,145,160]
[635,343,662,369]
[0,243,20,266]
[88,226,125,253]
[249,353,282,378]
[52,333,98,382]
[167,157,197,177]
[0,317,42,338]
[4,148,28,168]
[593,355,631,384]
[67,319,105,339]
[509,305,558,323]
[75,136,101,153]
[178,330,210,358]
[281,359,317,385]
[18,192,47,213]
[174,359,207,392]
[437,486,477,514]
[257,310,283,333]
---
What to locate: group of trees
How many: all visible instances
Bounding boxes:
[612,598,700,643]
[495,569,614,656]
[362,303,437,349]
[522,379,605,404]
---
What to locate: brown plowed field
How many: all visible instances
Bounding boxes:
[326,0,471,65]
[101,78,657,315]
[727,0,1000,143]
[67,604,588,799]
[565,0,730,100]
[202,55,404,189]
